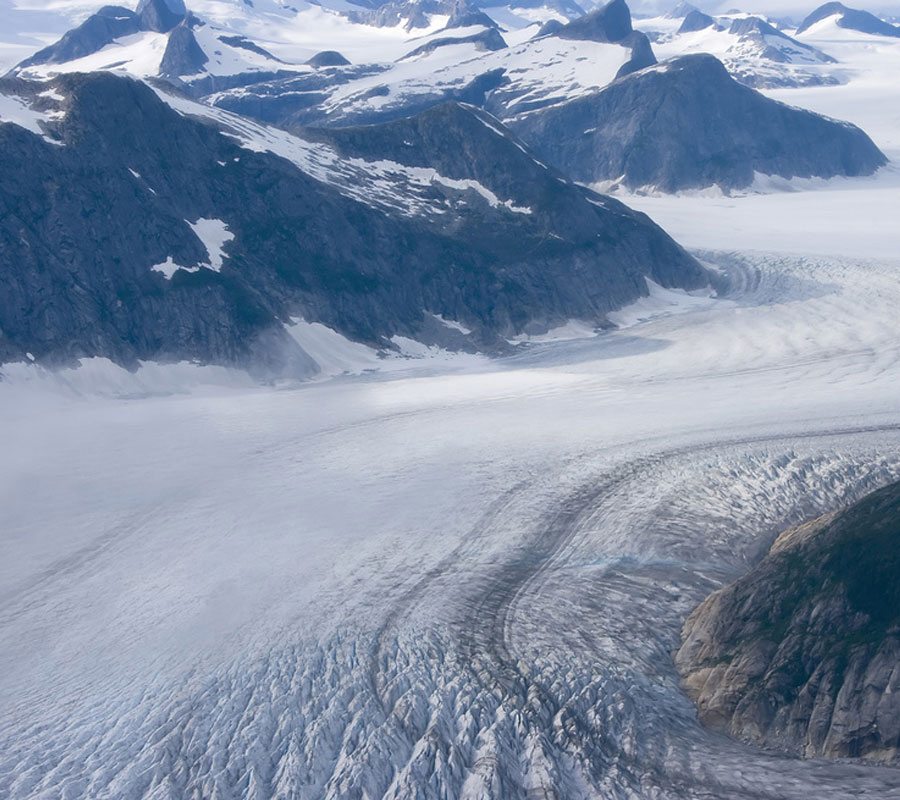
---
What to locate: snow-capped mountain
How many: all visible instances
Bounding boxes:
[6,0,886,197]
[0,70,708,374]
[204,1,653,128]
[797,2,900,37]
[11,0,312,82]
[638,7,840,87]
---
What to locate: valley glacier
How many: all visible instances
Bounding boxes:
[4,3,900,797]
[4,241,900,798]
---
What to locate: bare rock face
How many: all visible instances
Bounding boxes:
[556,0,634,43]
[508,54,886,192]
[0,73,707,375]
[676,480,900,763]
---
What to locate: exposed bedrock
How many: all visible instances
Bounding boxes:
[677,479,900,763]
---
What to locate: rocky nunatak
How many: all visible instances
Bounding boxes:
[676,480,900,763]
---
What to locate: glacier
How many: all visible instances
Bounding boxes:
[3,4,900,797]
[4,239,900,797]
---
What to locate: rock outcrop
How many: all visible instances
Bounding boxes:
[508,54,886,192]
[678,10,716,33]
[158,18,208,78]
[13,6,144,69]
[13,0,188,73]
[305,51,351,69]
[400,27,507,60]
[556,0,657,77]
[0,74,707,375]
[676,479,900,763]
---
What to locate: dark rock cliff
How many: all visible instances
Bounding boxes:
[508,54,886,192]
[0,74,707,375]
[676,480,900,763]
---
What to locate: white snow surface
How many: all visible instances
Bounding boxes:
[188,217,234,271]
[621,23,900,256]
[150,255,193,279]
[149,219,233,278]
[286,319,385,377]
[607,278,725,327]
[0,90,63,143]
[311,36,632,124]
[5,133,900,796]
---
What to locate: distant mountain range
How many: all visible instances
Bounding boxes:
[9,0,885,193]
[0,0,894,374]
[797,2,900,37]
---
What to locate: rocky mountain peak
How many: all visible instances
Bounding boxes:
[136,0,187,33]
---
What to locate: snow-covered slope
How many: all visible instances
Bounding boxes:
[0,0,470,76]
[216,32,638,128]
[638,9,840,87]
[797,2,900,38]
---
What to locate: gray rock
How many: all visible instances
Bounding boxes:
[678,9,716,33]
[159,19,208,78]
[445,8,498,29]
[676,479,900,763]
[507,54,886,192]
[351,0,470,31]
[11,0,187,75]
[217,35,283,62]
[556,0,634,43]
[12,6,141,70]
[136,0,186,34]
[535,19,565,38]
[0,74,707,375]
[305,51,351,68]
[400,27,507,60]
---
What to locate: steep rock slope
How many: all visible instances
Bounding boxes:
[555,0,656,76]
[676,479,900,763]
[0,73,707,374]
[508,54,886,192]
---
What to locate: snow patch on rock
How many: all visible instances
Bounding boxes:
[188,217,233,271]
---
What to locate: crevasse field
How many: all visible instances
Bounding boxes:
[2,22,900,800]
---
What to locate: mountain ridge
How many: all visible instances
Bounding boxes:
[0,71,708,375]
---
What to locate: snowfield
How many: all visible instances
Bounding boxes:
[4,5,900,798]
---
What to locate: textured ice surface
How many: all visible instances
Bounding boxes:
[4,6,900,797]
[4,245,900,797]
